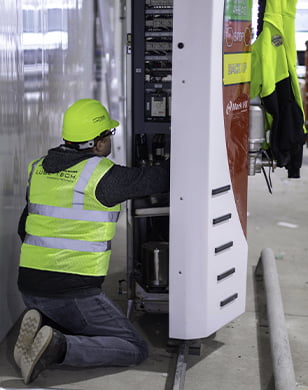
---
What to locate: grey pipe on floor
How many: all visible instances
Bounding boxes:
[256,247,296,390]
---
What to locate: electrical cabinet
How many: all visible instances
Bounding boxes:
[127,0,252,340]
[128,0,173,313]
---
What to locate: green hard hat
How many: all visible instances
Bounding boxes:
[62,99,119,142]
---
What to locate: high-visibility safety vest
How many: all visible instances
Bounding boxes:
[20,156,121,276]
[250,0,304,115]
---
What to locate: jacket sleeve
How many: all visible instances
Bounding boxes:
[18,204,28,242]
[95,160,170,207]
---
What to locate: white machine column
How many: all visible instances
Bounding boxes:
[169,0,252,339]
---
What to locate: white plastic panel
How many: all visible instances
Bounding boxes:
[169,0,249,339]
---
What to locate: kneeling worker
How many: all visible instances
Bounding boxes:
[14,98,170,384]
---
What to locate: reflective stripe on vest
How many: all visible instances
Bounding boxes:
[24,234,111,252]
[28,203,119,222]
[73,157,102,208]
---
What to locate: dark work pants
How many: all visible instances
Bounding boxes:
[22,292,148,367]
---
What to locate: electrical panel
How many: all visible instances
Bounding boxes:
[129,0,173,311]
[132,0,173,161]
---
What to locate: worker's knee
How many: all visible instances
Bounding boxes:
[134,341,149,365]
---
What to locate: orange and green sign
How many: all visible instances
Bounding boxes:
[223,0,252,235]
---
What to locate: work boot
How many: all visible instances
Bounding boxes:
[20,325,67,384]
[14,309,42,368]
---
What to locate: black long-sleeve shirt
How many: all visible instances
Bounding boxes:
[18,145,170,297]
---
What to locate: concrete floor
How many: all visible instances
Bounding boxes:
[1,148,308,390]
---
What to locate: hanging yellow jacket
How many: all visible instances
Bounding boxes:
[250,0,306,178]
[20,156,120,276]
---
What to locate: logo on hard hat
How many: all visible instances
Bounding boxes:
[93,115,106,123]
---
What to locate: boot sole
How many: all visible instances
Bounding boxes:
[20,325,53,385]
[14,309,42,368]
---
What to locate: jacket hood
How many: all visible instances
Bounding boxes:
[42,145,96,173]
[263,0,296,34]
